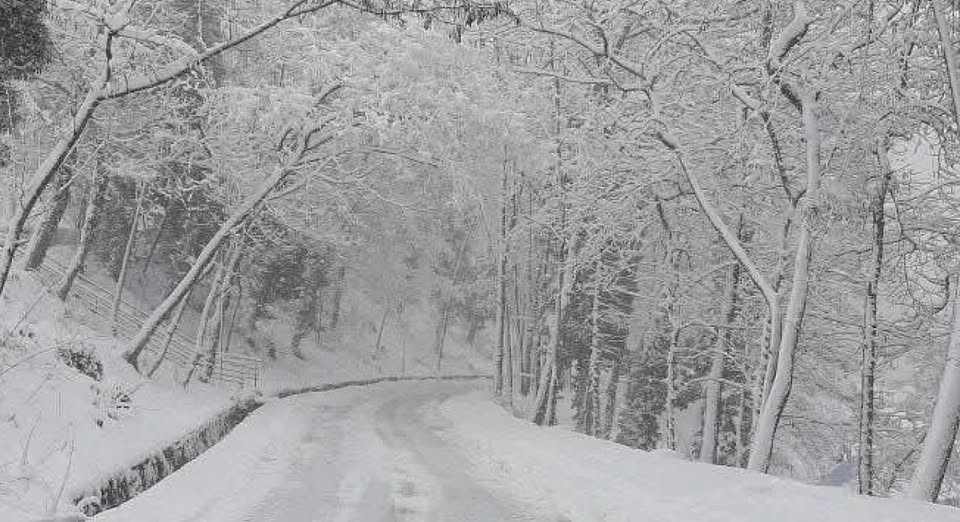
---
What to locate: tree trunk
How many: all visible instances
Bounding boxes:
[22,166,72,271]
[329,264,345,330]
[0,2,346,306]
[533,280,563,426]
[664,325,680,451]
[124,159,300,371]
[0,81,104,303]
[373,306,391,356]
[494,293,505,396]
[184,241,232,387]
[532,348,554,424]
[436,234,468,373]
[495,154,510,396]
[111,183,145,334]
[532,73,565,426]
[530,326,542,401]
[584,275,603,437]
[203,240,244,380]
[504,303,514,405]
[146,288,192,378]
[466,314,481,345]
[223,275,243,352]
[520,320,535,396]
[139,209,168,280]
[701,341,726,463]
[701,250,742,464]
[602,344,623,440]
[906,2,960,501]
[906,276,960,502]
[734,389,749,467]
[858,142,891,495]
[57,171,108,301]
[747,89,821,473]
[291,251,323,359]
[433,306,450,372]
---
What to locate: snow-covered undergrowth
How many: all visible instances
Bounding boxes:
[0,272,232,521]
[438,391,959,522]
[41,238,490,395]
[255,270,490,395]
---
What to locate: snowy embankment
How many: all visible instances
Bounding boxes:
[438,392,959,522]
[0,273,233,521]
[91,396,313,522]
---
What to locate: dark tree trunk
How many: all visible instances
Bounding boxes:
[329,265,346,330]
[291,251,324,359]
[22,165,72,270]
[57,170,108,300]
[602,344,623,440]
[111,183,145,333]
[858,142,892,495]
[184,241,233,387]
[147,288,193,378]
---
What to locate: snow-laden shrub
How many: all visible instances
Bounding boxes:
[56,343,103,382]
[91,381,134,427]
[1,323,38,356]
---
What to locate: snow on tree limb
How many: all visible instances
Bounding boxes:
[767,2,811,73]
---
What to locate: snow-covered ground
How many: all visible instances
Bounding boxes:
[93,380,548,522]
[0,272,232,521]
[87,380,957,522]
[0,243,490,520]
[441,391,960,522]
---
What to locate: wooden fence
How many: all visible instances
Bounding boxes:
[25,255,261,389]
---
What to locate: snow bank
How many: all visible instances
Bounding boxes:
[92,386,356,521]
[69,397,261,516]
[438,391,959,522]
[0,272,232,520]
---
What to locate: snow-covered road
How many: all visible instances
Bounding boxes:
[93,379,959,522]
[94,380,556,522]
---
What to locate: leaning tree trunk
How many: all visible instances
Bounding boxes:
[146,287,193,378]
[372,305,392,360]
[203,243,244,380]
[124,159,302,371]
[0,82,103,303]
[906,1,960,502]
[184,242,233,387]
[906,276,960,502]
[22,165,72,271]
[531,336,558,426]
[111,183,145,334]
[433,306,451,373]
[57,171,108,301]
[0,4,346,306]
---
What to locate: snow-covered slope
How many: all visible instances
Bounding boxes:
[0,272,232,521]
[438,391,959,522]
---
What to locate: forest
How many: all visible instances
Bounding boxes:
[2,0,960,516]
